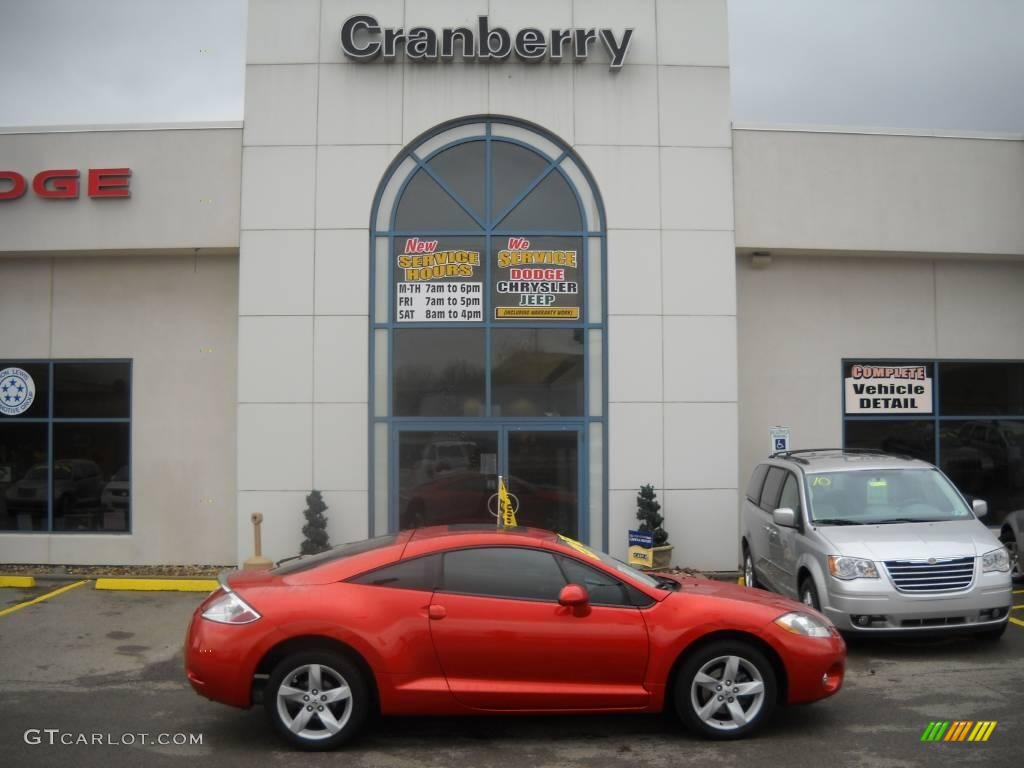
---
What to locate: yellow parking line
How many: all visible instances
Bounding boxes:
[1014,589,1024,595]
[0,580,89,618]
[1010,617,1024,629]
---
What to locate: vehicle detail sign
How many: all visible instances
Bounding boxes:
[494,237,581,320]
[844,364,932,414]
[395,237,483,322]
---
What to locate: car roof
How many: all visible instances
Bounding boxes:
[768,449,935,474]
[408,524,560,544]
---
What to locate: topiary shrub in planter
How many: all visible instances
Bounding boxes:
[636,484,672,568]
[300,490,331,555]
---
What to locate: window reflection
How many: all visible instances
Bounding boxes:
[492,330,583,417]
[0,423,49,531]
[393,330,485,417]
[942,420,1024,525]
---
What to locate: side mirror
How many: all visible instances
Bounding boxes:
[558,583,589,608]
[773,507,797,527]
[971,499,988,518]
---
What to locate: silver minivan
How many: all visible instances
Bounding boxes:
[740,449,1013,637]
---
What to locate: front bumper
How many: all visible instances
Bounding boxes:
[822,577,1012,633]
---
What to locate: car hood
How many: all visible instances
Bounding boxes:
[815,519,1002,561]
[662,574,802,613]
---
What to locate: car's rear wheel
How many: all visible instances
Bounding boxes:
[742,546,758,589]
[799,578,821,611]
[265,650,369,751]
[675,640,777,740]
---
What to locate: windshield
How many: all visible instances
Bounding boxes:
[554,534,661,589]
[806,469,973,525]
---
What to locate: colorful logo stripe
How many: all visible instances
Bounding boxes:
[921,721,997,742]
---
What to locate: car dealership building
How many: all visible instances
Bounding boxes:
[1,0,1023,570]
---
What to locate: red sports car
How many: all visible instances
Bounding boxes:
[185,526,845,750]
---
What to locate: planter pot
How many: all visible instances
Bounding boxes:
[637,544,673,570]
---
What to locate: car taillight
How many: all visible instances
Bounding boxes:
[201,591,261,624]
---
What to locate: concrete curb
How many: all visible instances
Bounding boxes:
[0,576,37,588]
[94,578,219,592]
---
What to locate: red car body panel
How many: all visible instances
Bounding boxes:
[185,527,845,717]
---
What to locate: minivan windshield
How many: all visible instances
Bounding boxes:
[806,469,974,525]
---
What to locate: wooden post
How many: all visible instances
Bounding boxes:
[243,512,273,571]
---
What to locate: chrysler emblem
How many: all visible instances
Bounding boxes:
[927,557,937,564]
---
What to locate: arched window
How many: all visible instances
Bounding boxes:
[369,118,607,547]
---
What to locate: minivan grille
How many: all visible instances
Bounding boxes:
[883,557,975,593]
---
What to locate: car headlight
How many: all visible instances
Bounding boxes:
[201,591,261,624]
[980,547,1010,573]
[774,611,833,638]
[827,555,879,580]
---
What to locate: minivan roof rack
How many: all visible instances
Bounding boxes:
[770,448,915,464]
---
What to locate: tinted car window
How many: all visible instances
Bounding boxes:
[759,467,786,511]
[746,464,769,502]
[778,473,802,515]
[442,547,566,601]
[558,555,646,607]
[350,554,441,591]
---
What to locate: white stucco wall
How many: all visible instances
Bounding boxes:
[0,127,242,254]
[238,0,738,568]
[0,253,239,565]
[733,128,1024,257]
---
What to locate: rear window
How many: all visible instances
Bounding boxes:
[273,534,400,575]
[745,464,769,502]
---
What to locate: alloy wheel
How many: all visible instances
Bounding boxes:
[276,663,353,740]
[744,553,755,588]
[689,655,766,731]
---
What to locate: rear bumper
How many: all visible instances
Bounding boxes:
[185,613,283,709]
[823,582,1012,633]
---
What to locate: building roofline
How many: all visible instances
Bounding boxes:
[0,121,243,136]
[732,122,1024,142]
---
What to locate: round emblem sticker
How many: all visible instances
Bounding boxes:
[0,367,36,416]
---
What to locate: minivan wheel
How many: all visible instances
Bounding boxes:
[742,547,758,589]
[265,650,369,751]
[675,640,777,740]
[1000,527,1022,582]
[799,578,821,611]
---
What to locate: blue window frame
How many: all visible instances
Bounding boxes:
[368,117,608,548]
[0,359,132,533]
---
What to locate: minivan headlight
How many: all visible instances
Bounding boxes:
[980,547,1010,573]
[827,555,879,580]
[774,611,833,638]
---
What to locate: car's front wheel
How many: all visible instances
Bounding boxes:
[675,640,778,740]
[265,650,370,751]
[799,578,821,611]
[1000,526,1022,582]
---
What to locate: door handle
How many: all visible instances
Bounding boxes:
[428,604,447,620]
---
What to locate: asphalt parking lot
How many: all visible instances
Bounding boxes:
[0,581,1021,768]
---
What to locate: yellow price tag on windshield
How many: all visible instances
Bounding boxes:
[812,476,832,487]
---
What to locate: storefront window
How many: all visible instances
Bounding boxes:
[843,360,1024,526]
[370,118,606,543]
[0,360,131,533]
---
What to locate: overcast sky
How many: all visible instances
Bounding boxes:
[0,0,1021,133]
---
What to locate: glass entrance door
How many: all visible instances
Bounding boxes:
[395,426,581,538]
[505,428,580,538]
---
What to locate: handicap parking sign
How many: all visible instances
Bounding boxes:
[770,427,791,455]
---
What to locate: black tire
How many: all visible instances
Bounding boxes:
[264,650,370,751]
[799,578,821,611]
[742,545,759,589]
[999,527,1022,582]
[674,640,778,740]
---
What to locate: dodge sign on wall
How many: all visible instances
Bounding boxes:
[844,364,933,414]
